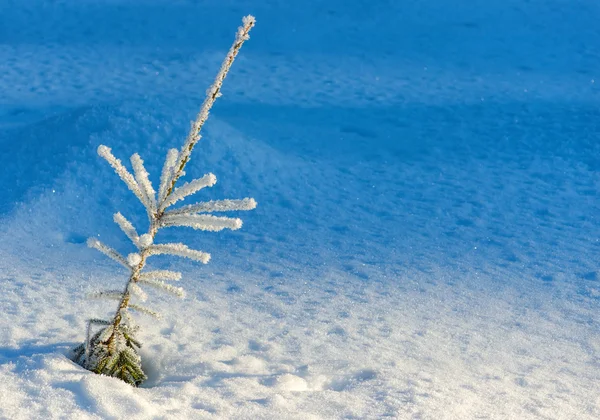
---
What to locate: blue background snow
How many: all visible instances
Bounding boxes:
[0,0,599,418]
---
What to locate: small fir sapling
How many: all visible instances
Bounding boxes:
[71,16,257,386]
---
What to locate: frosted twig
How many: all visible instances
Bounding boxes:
[160,174,217,211]
[113,213,139,246]
[138,270,182,282]
[131,153,157,213]
[161,214,242,231]
[158,149,179,205]
[128,283,148,302]
[166,198,257,216]
[147,243,211,263]
[164,15,255,199]
[129,304,161,319]
[138,278,185,298]
[97,145,146,207]
[87,238,130,269]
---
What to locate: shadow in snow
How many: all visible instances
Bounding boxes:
[0,341,75,365]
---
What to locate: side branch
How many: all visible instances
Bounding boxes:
[87,238,131,269]
[138,278,185,298]
[131,153,157,212]
[114,213,139,246]
[139,270,182,282]
[160,174,217,211]
[158,149,179,204]
[147,243,211,263]
[160,214,242,231]
[97,145,146,208]
[129,304,161,319]
[166,198,257,216]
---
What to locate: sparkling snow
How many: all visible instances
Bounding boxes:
[0,0,599,419]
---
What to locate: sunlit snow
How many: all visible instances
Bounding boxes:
[1,0,599,419]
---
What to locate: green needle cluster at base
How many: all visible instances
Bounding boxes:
[72,323,147,387]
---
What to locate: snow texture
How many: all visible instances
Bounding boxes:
[1,0,599,419]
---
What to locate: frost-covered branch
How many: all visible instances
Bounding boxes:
[114,213,140,246]
[159,173,217,211]
[97,145,146,208]
[87,238,130,269]
[128,283,148,302]
[129,304,161,319]
[166,198,257,216]
[138,277,185,298]
[161,214,242,231]
[131,153,157,212]
[138,270,182,282]
[158,149,178,204]
[147,243,211,263]
[164,15,255,199]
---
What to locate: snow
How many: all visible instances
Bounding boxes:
[1,0,599,418]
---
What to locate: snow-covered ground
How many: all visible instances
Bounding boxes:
[1,0,599,418]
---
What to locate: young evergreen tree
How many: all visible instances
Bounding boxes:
[72,16,257,386]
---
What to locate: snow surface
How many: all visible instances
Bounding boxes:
[1,0,600,418]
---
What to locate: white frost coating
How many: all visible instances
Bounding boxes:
[129,303,161,319]
[87,238,130,269]
[128,283,147,302]
[113,212,139,246]
[147,243,211,264]
[240,15,255,40]
[130,153,157,212]
[166,198,257,216]
[127,253,142,267]
[97,145,145,206]
[138,270,182,282]
[160,173,217,210]
[161,214,243,231]
[167,15,255,193]
[138,278,185,298]
[138,234,153,248]
[158,148,179,204]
